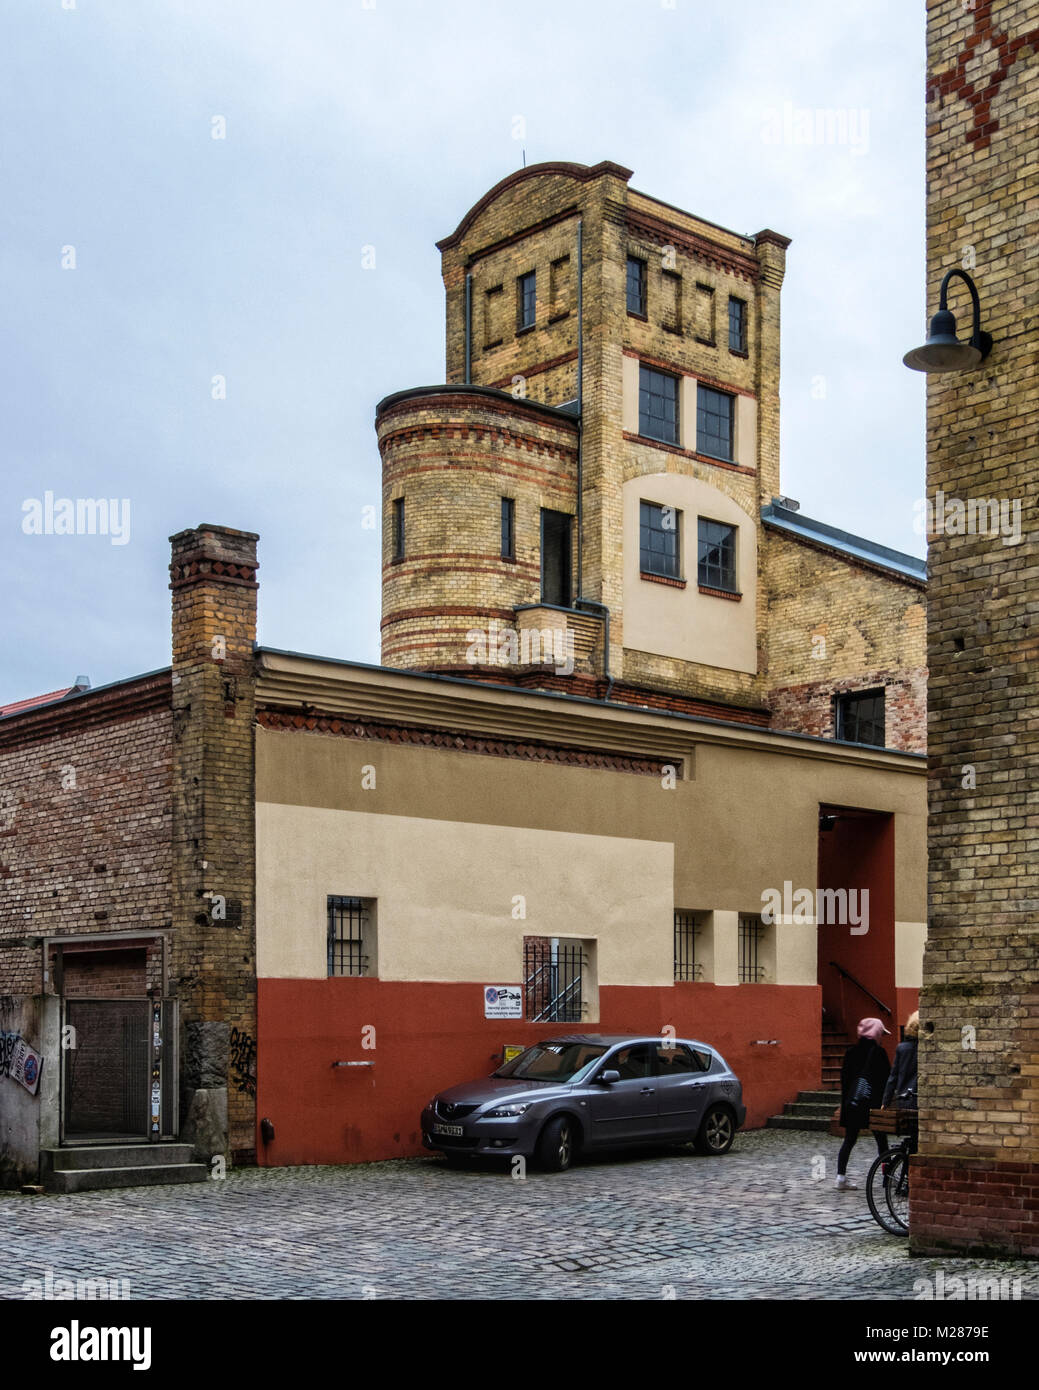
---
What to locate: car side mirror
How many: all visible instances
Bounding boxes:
[598,1069,621,1084]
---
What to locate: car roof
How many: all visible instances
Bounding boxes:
[541,1034,714,1049]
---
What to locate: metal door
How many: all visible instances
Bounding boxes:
[61,998,179,1144]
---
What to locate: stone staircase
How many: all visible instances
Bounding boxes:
[41,1143,209,1194]
[765,1023,847,1132]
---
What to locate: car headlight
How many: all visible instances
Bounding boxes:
[485,1102,532,1118]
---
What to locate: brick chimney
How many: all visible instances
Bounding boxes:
[169,525,259,1163]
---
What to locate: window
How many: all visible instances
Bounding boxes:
[696,385,734,461]
[641,501,681,579]
[728,297,747,353]
[674,910,702,981]
[627,256,647,315]
[501,496,515,560]
[610,1042,657,1080]
[392,497,405,560]
[655,1043,706,1073]
[540,508,571,606]
[523,936,585,1023]
[518,271,536,330]
[698,517,737,592]
[738,914,765,983]
[638,364,679,444]
[327,897,375,977]
[836,689,886,747]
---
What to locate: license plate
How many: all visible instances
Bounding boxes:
[432,1123,464,1137]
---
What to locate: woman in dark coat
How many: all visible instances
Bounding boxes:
[835,1017,891,1189]
[882,1010,919,1147]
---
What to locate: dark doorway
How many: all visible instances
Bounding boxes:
[817,806,896,1038]
[540,509,572,607]
[63,999,150,1141]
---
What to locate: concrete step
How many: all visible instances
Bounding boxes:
[783,1102,838,1118]
[44,1144,194,1172]
[797,1089,840,1103]
[46,1163,209,1194]
[766,1114,832,1132]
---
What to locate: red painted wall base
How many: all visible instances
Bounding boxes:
[256,979,821,1166]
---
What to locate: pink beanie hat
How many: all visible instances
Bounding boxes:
[857,1017,891,1041]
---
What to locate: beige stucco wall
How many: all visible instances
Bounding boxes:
[895,920,927,990]
[257,802,675,988]
[621,473,758,672]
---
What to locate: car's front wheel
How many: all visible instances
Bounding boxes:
[694,1105,736,1155]
[535,1115,578,1172]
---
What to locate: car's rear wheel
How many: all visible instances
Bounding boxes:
[536,1115,577,1172]
[694,1105,735,1155]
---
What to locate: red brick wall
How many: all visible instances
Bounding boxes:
[0,675,172,995]
[911,1155,1039,1259]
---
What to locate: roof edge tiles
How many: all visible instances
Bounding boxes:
[761,503,927,582]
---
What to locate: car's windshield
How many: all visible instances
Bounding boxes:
[493,1041,607,1083]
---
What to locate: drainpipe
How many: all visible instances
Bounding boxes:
[573,218,613,701]
[464,273,472,385]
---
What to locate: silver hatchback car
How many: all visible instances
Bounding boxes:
[420,1034,747,1172]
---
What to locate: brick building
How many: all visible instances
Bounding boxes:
[908,0,1039,1258]
[2,165,929,1186]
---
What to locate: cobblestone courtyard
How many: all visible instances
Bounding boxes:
[1,1130,1034,1301]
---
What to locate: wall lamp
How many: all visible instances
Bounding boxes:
[903,268,993,373]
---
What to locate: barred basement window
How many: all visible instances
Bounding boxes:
[327,897,375,977]
[674,911,703,981]
[738,914,766,983]
[523,936,585,1023]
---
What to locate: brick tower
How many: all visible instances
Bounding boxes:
[909,1,1039,1257]
[170,524,259,1162]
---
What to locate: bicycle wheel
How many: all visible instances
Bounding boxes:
[866,1150,906,1236]
[884,1150,910,1235]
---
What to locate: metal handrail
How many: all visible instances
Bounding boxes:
[828,960,892,1017]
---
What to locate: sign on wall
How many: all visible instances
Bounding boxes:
[484,986,522,1020]
[9,1037,43,1096]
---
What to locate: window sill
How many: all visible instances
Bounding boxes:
[501,555,518,564]
[729,347,749,359]
[694,336,716,348]
[627,310,648,322]
[390,555,406,565]
[547,311,570,324]
[641,571,686,589]
[698,584,741,601]
[483,340,504,351]
[696,446,736,466]
[661,324,682,335]
[517,324,536,336]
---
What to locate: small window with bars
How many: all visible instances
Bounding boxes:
[523,936,585,1023]
[728,297,748,353]
[674,911,703,982]
[738,914,766,983]
[327,897,375,977]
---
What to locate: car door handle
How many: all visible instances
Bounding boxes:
[639,1087,655,1095]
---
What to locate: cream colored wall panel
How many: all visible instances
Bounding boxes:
[256,803,675,985]
[896,920,927,990]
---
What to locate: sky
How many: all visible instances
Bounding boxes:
[1,0,928,702]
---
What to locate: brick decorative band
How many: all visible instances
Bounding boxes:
[909,1154,1039,1259]
[624,210,760,283]
[380,605,517,629]
[170,559,258,591]
[622,350,757,400]
[257,707,681,777]
[699,584,742,601]
[640,571,687,589]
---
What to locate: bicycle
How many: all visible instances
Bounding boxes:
[865,1107,917,1236]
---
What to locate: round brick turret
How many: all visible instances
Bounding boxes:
[377,385,579,673]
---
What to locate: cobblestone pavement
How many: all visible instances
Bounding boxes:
[1,1130,1035,1300]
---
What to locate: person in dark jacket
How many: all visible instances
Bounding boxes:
[835,1017,891,1189]
[882,1010,919,1146]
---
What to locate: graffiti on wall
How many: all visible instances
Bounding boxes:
[229,1027,256,1096]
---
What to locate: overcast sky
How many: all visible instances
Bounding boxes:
[1,0,927,702]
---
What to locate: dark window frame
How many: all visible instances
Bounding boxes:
[728,296,748,354]
[500,496,516,561]
[392,496,405,560]
[696,384,735,462]
[640,500,682,580]
[697,516,738,593]
[674,910,701,982]
[540,508,572,607]
[638,364,680,445]
[835,688,886,748]
[517,270,536,331]
[327,896,374,978]
[626,256,647,316]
